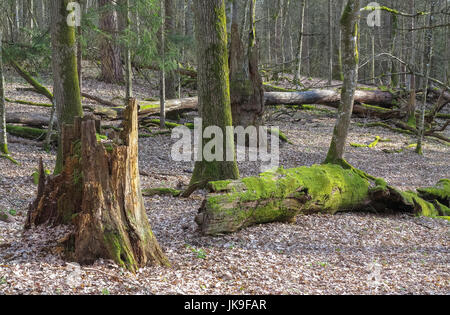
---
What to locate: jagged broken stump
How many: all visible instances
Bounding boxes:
[25,99,169,271]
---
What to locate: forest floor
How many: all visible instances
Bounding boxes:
[0,70,449,295]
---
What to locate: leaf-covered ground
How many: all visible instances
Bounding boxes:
[0,70,449,295]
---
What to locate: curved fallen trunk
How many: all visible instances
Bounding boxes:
[195,165,449,235]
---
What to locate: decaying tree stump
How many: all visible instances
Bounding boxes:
[25,99,169,271]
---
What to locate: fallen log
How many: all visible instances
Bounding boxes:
[264,90,395,107]
[6,124,57,142]
[138,97,198,119]
[195,164,449,235]
[6,113,55,128]
[81,92,121,107]
[136,90,397,120]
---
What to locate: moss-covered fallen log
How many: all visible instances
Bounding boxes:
[8,59,54,101]
[196,165,371,235]
[5,98,53,107]
[142,187,182,197]
[6,124,58,142]
[417,179,449,207]
[6,124,47,140]
[195,164,449,235]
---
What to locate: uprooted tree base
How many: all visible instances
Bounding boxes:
[195,163,449,235]
[24,100,169,272]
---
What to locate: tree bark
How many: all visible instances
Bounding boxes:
[99,0,124,84]
[25,99,169,272]
[325,0,360,164]
[190,0,239,185]
[0,30,8,155]
[164,0,177,99]
[229,0,264,128]
[294,0,306,84]
[416,1,435,155]
[50,0,83,174]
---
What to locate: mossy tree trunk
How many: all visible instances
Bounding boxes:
[25,99,169,272]
[325,0,360,164]
[51,0,83,174]
[229,0,265,129]
[190,0,239,186]
[0,30,8,155]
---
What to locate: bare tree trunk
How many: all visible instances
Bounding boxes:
[325,0,360,164]
[229,0,264,128]
[328,0,333,85]
[294,0,306,84]
[407,0,417,126]
[416,1,436,155]
[0,30,8,155]
[164,0,177,99]
[99,0,124,84]
[159,0,166,128]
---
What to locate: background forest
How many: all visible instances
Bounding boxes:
[0,0,449,295]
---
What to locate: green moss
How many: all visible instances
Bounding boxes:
[350,136,381,148]
[103,231,137,272]
[103,143,114,152]
[142,187,182,197]
[32,168,51,185]
[263,83,297,92]
[145,119,194,130]
[269,128,292,144]
[96,133,108,141]
[207,164,370,216]
[6,124,49,140]
[400,191,439,217]
[417,179,450,206]
[5,98,53,107]
[208,180,233,192]
[140,103,159,111]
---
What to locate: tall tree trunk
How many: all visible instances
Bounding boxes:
[159,0,166,128]
[328,0,333,86]
[99,0,124,84]
[416,1,436,155]
[25,100,169,272]
[294,0,306,84]
[51,0,83,174]
[164,0,177,99]
[0,30,8,155]
[190,0,239,186]
[406,0,417,126]
[325,0,360,164]
[123,0,133,99]
[229,0,264,128]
